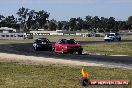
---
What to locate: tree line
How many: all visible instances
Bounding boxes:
[0,7,132,33]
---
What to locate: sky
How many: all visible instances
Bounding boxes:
[0,0,132,21]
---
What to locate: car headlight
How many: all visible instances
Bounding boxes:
[41,42,46,44]
[36,44,41,47]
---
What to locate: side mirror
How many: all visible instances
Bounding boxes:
[58,42,61,44]
[59,42,62,44]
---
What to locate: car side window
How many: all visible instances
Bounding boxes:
[59,40,65,44]
[45,39,50,43]
[35,40,41,43]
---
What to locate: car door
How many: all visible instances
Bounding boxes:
[58,40,65,52]
[33,39,38,48]
[54,41,62,52]
[55,42,59,51]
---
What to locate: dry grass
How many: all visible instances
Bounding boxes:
[0,62,131,88]
[0,35,131,44]
[83,43,132,56]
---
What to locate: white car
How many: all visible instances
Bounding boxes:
[104,33,121,41]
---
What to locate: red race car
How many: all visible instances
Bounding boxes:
[54,39,83,54]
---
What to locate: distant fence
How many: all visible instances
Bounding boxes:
[30,31,106,37]
[0,33,33,39]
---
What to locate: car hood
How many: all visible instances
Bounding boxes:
[35,42,52,45]
[63,44,81,47]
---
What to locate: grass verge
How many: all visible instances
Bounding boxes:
[0,35,103,44]
[83,43,132,56]
[0,62,131,88]
[0,35,131,44]
[34,35,103,42]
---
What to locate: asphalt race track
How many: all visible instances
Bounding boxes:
[0,41,132,66]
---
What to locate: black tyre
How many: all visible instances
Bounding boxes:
[61,48,64,54]
[104,39,110,42]
[70,52,73,54]
[118,38,121,41]
[34,46,39,51]
[111,38,114,41]
[52,47,55,51]
[54,47,58,53]
[78,51,82,55]
[104,39,107,41]
[49,47,53,51]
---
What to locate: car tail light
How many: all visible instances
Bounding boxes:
[64,46,68,49]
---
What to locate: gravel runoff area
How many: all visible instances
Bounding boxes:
[0,52,132,69]
[0,53,103,66]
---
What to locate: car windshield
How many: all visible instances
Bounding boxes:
[36,39,50,43]
[66,39,77,44]
[107,34,115,37]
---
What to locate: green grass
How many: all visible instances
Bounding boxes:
[0,35,103,44]
[0,62,131,88]
[34,35,103,42]
[83,43,132,56]
[33,35,132,42]
[0,35,131,44]
[122,36,132,41]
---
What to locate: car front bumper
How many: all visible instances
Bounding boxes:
[65,48,83,53]
[37,44,52,50]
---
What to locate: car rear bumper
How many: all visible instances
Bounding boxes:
[37,45,52,50]
[66,48,83,53]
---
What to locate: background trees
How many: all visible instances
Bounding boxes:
[35,10,49,29]
[0,7,131,32]
[16,7,50,32]
[16,7,29,31]
[48,19,57,31]
[127,16,132,31]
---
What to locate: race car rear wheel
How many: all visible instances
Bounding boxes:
[34,46,39,51]
[61,48,64,54]
[70,52,73,54]
[118,38,121,41]
[78,51,82,55]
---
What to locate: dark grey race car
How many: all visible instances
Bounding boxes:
[33,38,52,51]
